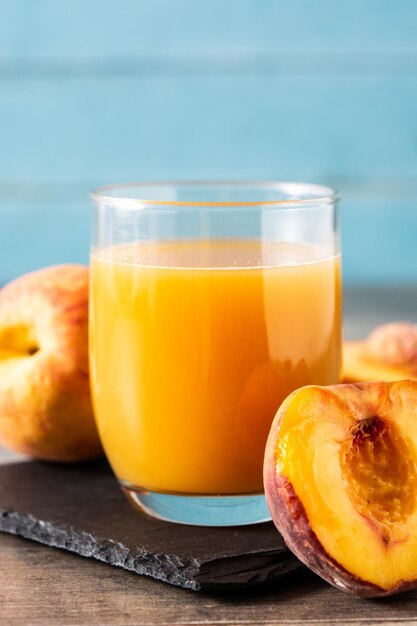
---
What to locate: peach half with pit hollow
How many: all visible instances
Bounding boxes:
[343,322,417,383]
[264,380,417,597]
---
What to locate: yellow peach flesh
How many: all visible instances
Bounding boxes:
[275,382,417,591]
[343,341,416,383]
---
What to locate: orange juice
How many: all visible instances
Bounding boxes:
[90,240,341,495]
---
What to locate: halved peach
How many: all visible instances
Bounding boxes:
[344,323,417,383]
[264,380,417,597]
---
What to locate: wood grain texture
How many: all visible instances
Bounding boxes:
[1,76,416,182]
[2,533,417,626]
[0,460,300,591]
[2,0,417,58]
[1,1,417,285]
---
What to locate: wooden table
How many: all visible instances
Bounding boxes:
[1,288,416,626]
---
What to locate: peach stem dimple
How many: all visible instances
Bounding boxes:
[0,326,39,359]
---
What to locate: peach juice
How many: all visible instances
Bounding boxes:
[90,239,341,495]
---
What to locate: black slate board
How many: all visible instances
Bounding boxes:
[0,460,302,590]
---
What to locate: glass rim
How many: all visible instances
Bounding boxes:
[90,180,339,209]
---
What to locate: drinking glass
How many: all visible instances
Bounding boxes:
[90,181,341,526]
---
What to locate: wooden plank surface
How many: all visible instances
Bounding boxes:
[0,460,301,591]
[1,289,417,624]
[1,76,416,183]
[2,0,417,58]
[2,531,417,626]
[2,2,417,287]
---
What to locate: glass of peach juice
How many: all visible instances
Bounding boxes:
[89,182,341,526]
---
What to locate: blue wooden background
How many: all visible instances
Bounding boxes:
[1,0,417,285]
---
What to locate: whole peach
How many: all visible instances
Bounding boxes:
[0,265,102,461]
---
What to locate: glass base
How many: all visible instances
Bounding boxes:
[122,484,271,526]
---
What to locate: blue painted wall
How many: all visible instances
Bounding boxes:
[1,0,417,285]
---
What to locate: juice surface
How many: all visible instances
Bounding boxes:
[90,240,341,494]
